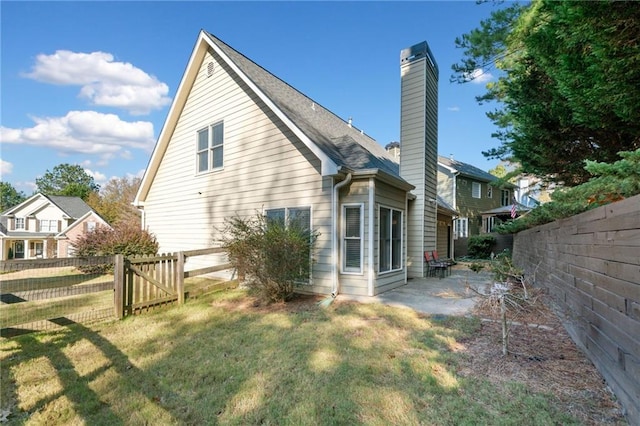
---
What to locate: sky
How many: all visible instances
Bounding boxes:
[1,1,508,194]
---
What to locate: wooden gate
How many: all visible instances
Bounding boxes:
[114,248,231,318]
[114,253,184,318]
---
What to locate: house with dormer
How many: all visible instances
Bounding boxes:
[0,193,109,260]
[134,31,442,297]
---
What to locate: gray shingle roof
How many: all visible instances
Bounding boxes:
[205,32,403,180]
[46,195,93,218]
[438,155,498,183]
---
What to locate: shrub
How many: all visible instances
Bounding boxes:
[221,213,318,304]
[73,221,159,273]
[467,234,496,259]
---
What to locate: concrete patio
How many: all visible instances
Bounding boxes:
[340,265,493,316]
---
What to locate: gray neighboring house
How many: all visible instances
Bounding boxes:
[0,193,109,260]
[134,31,440,297]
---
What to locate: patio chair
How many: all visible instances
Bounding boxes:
[432,250,453,276]
[424,251,448,279]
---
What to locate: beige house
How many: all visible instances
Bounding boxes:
[0,194,109,260]
[135,32,440,297]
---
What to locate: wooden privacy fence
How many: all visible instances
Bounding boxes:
[114,247,232,318]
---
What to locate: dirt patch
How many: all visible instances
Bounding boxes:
[211,293,326,314]
[459,293,627,425]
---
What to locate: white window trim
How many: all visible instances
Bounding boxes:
[15,217,25,230]
[196,121,224,175]
[472,182,481,199]
[40,219,57,233]
[341,203,364,275]
[487,186,493,199]
[454,217,469,239]
[378,205,403,274]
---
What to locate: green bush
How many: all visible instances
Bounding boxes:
[467,234,496,259]
[221,213,318,304]
[73,221,159,273]
[495,149,640,234]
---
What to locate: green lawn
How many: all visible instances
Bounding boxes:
[0,289,581,425]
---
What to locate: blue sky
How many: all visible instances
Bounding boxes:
[1,1,507,194]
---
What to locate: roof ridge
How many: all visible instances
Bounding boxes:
[205,33,355,131]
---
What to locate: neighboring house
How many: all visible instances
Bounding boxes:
[134,31,440,297]
[437,156,526,256]
[0,194,109,260]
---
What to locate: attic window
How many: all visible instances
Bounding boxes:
[207,62,214,77]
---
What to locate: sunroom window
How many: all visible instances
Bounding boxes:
[379,207,402,273]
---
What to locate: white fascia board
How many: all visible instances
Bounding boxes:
[202,32,338,176]
[438,161,457,174]
[135,32,210,206]
[2,193,45,216]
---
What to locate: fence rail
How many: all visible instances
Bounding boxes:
[1,248,233,337]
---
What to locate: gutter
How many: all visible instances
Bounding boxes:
[331,173,352,297]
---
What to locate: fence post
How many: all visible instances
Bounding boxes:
[177,251,185,304]
[114,254,124,319]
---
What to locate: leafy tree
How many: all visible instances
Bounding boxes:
[488,164,508,179]
[36,163,100,200]
[452,1,640,186]
[0,182,27,211]
[495,149,640,234]
[86,176,141,226]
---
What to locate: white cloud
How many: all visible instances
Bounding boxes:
[24,50,171,115]
[1,159,13,176]
[464,68,493,84]
[85,168,108,183]
[447,106,460,112]
[0,110,155,164]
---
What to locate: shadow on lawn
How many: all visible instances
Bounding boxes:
[1,318,174,425]
[1,294,505,424]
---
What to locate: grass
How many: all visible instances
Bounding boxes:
[0,289,581,425]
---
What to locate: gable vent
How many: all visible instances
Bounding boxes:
[207,62,214,77]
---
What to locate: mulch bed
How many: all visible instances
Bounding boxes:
[459,290,627,425]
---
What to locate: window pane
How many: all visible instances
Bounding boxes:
[345,240,361,268]
[198,151,208,172]
[391,210,402,269]
[198,128,209,151]
[379,208,390,272]
[212,146,223,169]
[472,182,481,198]
[289,207,311,231]
[265,209,286,227]
[345,207,360,238]
[212,122,224,147]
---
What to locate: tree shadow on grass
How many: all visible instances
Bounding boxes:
[0,318,175,424]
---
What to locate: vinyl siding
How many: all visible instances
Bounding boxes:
[374,181,408,294]
[337,179,370,296]
[143,48,333,292]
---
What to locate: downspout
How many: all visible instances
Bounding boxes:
[332,173,352,297]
